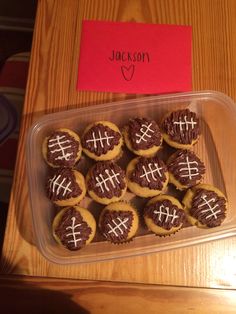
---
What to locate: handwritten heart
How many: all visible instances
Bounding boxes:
[121,64,135,81]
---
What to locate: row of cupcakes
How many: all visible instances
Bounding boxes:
[42,108,200,169]
[52,183,227,252]
[46,150,205,208]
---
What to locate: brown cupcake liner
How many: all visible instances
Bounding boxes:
[154,227,181,238]
[141,216,182,237]
[107,236,135,245]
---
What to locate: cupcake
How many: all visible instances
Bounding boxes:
[161,109,200,149]
[167,150,205,190]
[99,201,139,244]
[144,195,186,236]
[123,117,162,157]
[86,161,127,205]
[81,121,123,161]
[126,156,169,198]
[42,128,82,168]
[52,206,96,251]
[182,184,227,228]
[46,168,86,206]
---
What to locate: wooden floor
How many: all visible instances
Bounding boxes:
[0,0,36,66]
[0,2,36,252]
[0,30,32,252]
[1,275,236,313]
[0,0,37,20]
[0,30,33,67]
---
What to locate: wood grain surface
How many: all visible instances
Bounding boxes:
[1,275,236,313]
[1,0,236,290]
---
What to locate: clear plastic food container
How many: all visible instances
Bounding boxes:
[26,90,236,264]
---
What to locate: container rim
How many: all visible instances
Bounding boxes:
[26,90,236,133]
[25,89,236,264]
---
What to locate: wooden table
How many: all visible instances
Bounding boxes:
[1,0,236,304]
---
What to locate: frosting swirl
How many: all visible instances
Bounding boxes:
[162,109,200,144]
[87,162,126,199]
[46,168,82,201]
[82,123,121,156]
[144,199,185,230]
[55,207,92,251]
[190,188,226,227]
[46,130,80,167]
[129,156,167,190]
[168,150,205,187]
[127,117,162,151]
[100,210,133,243]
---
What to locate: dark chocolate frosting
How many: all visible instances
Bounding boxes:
[144,199,185,230]
[82,123,121,156]
[87,162,126,199]
[100,210,133,243]
[47,130,80,167]
[129,157,167,190]
[168,150,205,187]
[55,207,92,251]
[162,109,200,144]
[46,168,82,201]
[190,188,226,227]
[127,117,162,151]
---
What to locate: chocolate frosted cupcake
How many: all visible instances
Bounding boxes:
[46,168,86,206]
[42,128,82,168]
[182,184,227,228]
[126,156,169,197]
[99,201,139,244]
[144,195,186,236]
[81,121,123,161]
[167,150,205,190]
[123,117,163,157]
[86,161,127,205]
[161,109,200,149]
[52,206,96,251]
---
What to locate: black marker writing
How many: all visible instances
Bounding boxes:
[109,50,150,63]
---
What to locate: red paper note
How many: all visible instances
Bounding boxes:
[77,20,192,94]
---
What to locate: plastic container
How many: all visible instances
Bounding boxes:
[26,90,236,264]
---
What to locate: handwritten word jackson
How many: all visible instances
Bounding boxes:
[109,50,150,63]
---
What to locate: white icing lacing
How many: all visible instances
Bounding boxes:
[48,135,73,161]
[154,204,179,224]
[65,217,82,248]
[95,169,121,193]
[135,123,154,144]
[198,194,221,220]
[173,115,197,131]
[107,217,129,237]
[140,163,163,182]
[178,156,199,180]
[86,130,114,149]
[49,174,72,196]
